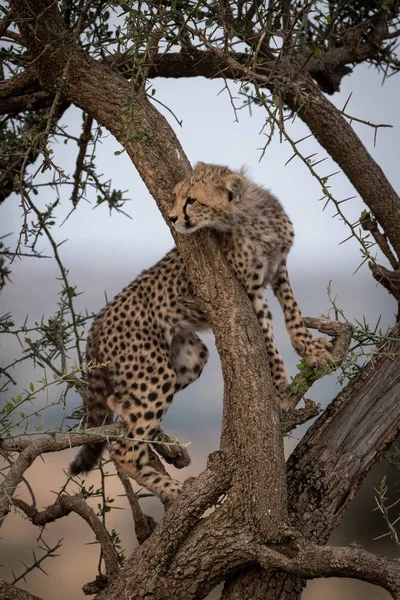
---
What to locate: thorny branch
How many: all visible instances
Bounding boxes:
[13,494,119,579]
[0,424,189,526]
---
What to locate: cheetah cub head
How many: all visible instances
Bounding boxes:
[169,162,245,233]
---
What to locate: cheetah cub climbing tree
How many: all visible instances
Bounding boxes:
[70,162,334,504]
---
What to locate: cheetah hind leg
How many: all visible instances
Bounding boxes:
[147,331,210,466]
[171,332,209,393]
[146,333,208,468]
[107,381,183,505]
[110,434,182,506]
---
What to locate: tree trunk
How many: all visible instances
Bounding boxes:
[223,325,400,598]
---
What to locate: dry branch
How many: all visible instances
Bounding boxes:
[286,317,353,411]
[255,540,400,598]
[0,424,188,526]
[12,495,119,579]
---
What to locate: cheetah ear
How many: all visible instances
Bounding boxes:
[223,174,245,201]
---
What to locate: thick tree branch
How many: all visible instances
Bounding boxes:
[255,540,400,598]
[0,579,43,600]
[225,323,400,599]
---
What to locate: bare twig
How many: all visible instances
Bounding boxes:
[11,538,63,585]
[361,212,399,269]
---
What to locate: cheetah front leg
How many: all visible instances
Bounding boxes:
[272,261,333,369]
[250,291,290,410]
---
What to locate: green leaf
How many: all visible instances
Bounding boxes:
[314,46,323,59]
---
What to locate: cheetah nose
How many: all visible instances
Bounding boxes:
[169,215,178,224]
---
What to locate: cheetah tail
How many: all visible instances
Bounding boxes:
[69,442,107,476]
[69,361,113,476]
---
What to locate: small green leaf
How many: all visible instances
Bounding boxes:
[314,46,323,59]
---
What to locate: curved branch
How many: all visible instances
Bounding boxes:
[286,317,353,411]
[0,424,119,525]
[12,495,119,579]
[0,424,188,526]
[255,540,400,599]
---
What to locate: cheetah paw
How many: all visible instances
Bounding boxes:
[275,387,291,413]
[303,337,334,370]
[154,441,191,469]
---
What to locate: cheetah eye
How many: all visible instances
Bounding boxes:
[228,191,234,202]
[186,197,196,205]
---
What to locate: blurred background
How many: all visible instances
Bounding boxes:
[1,59,400,599]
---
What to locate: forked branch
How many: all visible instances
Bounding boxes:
[12,495,119,579]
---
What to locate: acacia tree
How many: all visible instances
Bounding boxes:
[1,1,400,599]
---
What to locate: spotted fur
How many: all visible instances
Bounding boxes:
[70,162,333,503]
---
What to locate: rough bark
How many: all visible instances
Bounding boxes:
[223,326,400,599]
[0,580,42,600]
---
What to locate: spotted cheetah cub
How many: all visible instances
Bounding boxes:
[70,162,333,504]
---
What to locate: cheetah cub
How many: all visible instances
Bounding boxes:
[70,162,333,504]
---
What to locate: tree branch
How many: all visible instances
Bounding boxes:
[361,211,399,269]
[0,579,43,600]
[12,495,119,579]
[255,539,400,599]
[286,317,353,411]
[0,424,189,526]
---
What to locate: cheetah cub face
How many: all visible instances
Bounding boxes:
[169,162,245,233]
